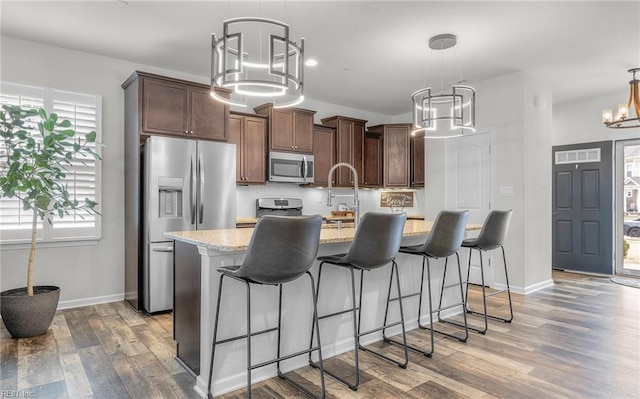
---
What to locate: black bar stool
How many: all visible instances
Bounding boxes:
[387,210,469,358]
[461,209,514,334]
[309,212,408,391]
[206,215,325,399]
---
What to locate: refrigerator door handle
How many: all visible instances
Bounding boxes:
[152,246,174,253]
[199,154,204,224]
[190,155,196,225]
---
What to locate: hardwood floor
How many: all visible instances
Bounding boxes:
[1,271,639,398]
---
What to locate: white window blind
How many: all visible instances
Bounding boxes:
[0,82,102,244]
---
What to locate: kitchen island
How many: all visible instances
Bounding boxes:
[166,219,481,398]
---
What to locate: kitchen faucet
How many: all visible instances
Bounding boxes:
[327,162,360,230]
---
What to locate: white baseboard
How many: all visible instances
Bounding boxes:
[57,293,125,310]
[493,279,554,295]
[0,292,125,319]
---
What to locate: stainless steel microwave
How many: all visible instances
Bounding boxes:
[268,151,314,184]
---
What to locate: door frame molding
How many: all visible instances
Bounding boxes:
[615,139,640,276]
[551,141,614,275]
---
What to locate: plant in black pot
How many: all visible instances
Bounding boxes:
[0,104,100,338]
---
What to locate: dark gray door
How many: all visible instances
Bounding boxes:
[552,141,613,274]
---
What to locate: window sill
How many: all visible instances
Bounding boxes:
[0,238,100,251]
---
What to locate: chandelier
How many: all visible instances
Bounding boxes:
[211,17,304,108]
[602,68,640,129]
[412,34,476,139]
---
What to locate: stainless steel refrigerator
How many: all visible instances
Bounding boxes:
[142,136,236,313]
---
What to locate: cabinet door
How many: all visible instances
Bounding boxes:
[384,126,410,187]
[313,126,336,186]
[363,132,382,187]
[188,87,228,141]
[142,77,188,136]
[411,135,425,187]
[293,111,314,153]
[227,114,242,183]
[243,117,267,184]
[335,119,355,186]
[270,109,294,152]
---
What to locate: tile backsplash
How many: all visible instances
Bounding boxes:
[237,183,425,217]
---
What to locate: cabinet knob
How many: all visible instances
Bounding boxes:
[185,130,188,134]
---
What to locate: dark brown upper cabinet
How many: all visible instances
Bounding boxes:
[369,123,411,188]
[122,71,231,142]
[411,134,425,187]
[312,124,336,187]
[321,116,367,187]
[363,131,383,188]
[254,103,316,154]
[228,112,268,185]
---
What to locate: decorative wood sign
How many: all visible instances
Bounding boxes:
[380,191,414,208]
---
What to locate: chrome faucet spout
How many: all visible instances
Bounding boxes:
[326,162,360,230]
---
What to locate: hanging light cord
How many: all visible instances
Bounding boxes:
[283,0,291,22]
[421,48,433,90]
[439,39,445,94]
[453,45,464,84]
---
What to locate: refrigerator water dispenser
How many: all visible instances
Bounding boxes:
[158,177,183,218]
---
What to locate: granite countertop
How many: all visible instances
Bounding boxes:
[166,219,482,253]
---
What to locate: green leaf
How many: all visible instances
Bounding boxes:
[58,120,71,128]
[60,129,75,137]
[43,120,54,132]
[38,109,47,120]
[85,131,97,143]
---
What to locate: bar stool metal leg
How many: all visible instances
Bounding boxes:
[309,262,360,390]
[383,256,435,357]
[207,274,226,399]
[464,246,514,333]
[277,272,326,398]
[311,261,409,391]
[208,273,326,399]
[433,254,469,342]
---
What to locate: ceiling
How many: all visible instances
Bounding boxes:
[1,1,639,116]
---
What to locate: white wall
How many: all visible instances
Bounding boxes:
[403,71,555,292]
[6,33,611,304]
[0,36,423,305]
[0,36,214,305]
[553,90,639,145]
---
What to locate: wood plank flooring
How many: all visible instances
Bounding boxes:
[1,271,639,398]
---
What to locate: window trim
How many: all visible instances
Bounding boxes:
[0,81,103,246]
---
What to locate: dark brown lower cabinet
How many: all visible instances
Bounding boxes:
[173,240,201,375]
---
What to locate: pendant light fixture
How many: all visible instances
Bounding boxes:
[602,68,640,129]
[211,14,305,108]
[412,34,476,138]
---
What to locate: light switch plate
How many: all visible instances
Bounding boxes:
[499,186,514,197]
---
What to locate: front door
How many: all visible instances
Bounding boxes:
[552,141,613,274]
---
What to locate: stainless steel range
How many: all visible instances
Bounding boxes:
[256,198,303,217]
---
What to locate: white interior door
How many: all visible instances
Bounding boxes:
[445,132,493,285]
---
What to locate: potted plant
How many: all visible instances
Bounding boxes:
[0,104,100,338]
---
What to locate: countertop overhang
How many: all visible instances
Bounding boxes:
[165,219,482,252]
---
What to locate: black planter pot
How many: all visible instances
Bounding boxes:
[0,286,60,338]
